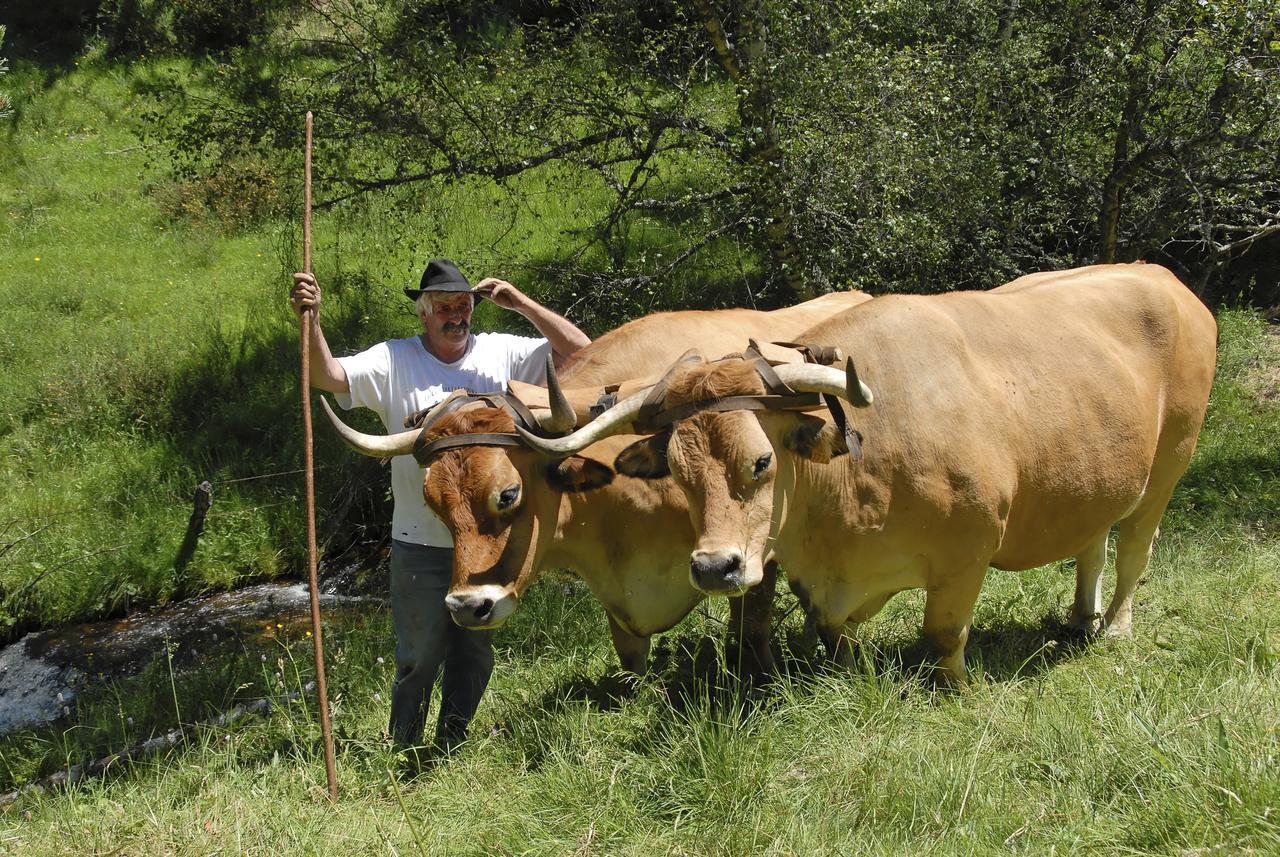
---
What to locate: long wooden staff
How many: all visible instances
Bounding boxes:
[301,110,339,800]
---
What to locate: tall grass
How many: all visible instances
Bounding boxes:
[2,530,1277,854]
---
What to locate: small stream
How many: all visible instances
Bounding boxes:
[0,567,384,737]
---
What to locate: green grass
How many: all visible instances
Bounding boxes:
[1,529,1277,854]
[0,56,295,636]
[2,50,1278,856]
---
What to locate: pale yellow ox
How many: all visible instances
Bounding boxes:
[520,264,1218,683]
[321,290,870,675]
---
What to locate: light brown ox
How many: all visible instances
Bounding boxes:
[520,264,1218,683]
[321,290,870,674]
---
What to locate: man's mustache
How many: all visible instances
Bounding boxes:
[442,320,469,334]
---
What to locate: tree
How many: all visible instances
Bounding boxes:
[0,25,11,120]
[149,0,1280,311]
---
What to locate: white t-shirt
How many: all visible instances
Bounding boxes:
[336,332,552,546]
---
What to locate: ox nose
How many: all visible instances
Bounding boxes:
[445,592,493,625]
[445,586,516,629]
[690,550,747,594]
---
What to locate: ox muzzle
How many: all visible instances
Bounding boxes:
[445,585,518,629]
[690,550,752,595]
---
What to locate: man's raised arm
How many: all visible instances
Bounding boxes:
[473,277,591,368]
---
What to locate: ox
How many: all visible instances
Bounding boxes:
[521,264,1217,683]
[322,290,870,675]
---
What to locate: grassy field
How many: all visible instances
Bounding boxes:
[2,53,1279,856]
[0,53,654,641]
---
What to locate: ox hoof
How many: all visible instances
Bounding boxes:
[1103,622,1133,639]
[1067,611,1105,638]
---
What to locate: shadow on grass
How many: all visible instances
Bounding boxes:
[523,609,1103,736]
[156,270,405,568]
[783,612,1100,688]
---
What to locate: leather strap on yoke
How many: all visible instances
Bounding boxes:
[634,392,823,433]
[407,389,554,465]
[767,340,842,366]
[636,340,864,459]
[413,431,526,465]
[589,385,620,420]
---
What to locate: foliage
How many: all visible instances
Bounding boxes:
[0,0,99,61]
[143,0,1280,314]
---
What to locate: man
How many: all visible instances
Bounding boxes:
[290,258,590,758]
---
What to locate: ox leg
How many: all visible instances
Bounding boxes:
[800,610,820,654]
[922,568,988,686]
[817,620,858,671]
[816,592,896,672]
[726,560,778,680]
[1068,534,1109,634]
[1105,510,1163,637]
[607,614,651,676]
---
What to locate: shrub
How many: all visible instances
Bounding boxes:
[147,153,283,230]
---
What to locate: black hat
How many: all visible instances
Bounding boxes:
[403,258,482,302]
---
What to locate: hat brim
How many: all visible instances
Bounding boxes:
[403,285,484,303]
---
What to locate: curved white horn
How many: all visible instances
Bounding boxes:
[774,357,874,407]
[514,389,652,457]
[536,353,576,434]
[321,397,420,458]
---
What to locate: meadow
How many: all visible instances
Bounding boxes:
[1,51,1278,856]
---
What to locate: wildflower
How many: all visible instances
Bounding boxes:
[34,257,40,262]
[373,693,382,702]
[56,692,64,702]
[306,630,312,637]
[127,717,134,725]
[376,657,385,665]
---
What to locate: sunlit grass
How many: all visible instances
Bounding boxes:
[2,528,1277,854]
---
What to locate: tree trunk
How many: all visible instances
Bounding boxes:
[690,0,811,302]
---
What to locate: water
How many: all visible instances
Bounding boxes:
[0,576,381,737]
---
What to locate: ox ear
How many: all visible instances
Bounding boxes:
[545,456,615,494]
[783,414,850,463]
[614,432,671,479]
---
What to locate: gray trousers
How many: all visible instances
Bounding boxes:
[388,540,495,749]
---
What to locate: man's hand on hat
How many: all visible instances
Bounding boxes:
[291,272,321,318]
[473,278,527,311]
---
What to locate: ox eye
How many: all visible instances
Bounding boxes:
[751,452,773,480]
[496,485,521,510]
